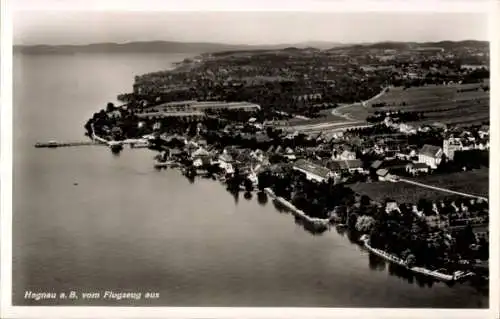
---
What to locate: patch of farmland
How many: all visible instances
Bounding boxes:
[285,113,349,126]
[342,83,489,123]
[349,181,458,204]
[412,169,489,197]
[350,169,488,204]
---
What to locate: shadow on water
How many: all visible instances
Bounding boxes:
[187,175,196,184]
[293,216,328,236]
[368,253,387,272]
[346,230,362,245]
[334,225,347,237]
[230,189,239,204]
[244,191,253,200]
[256,191,268,206]
[384,259,436,288]
[272,199,288,214]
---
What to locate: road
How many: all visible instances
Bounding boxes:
[331,86,390,121]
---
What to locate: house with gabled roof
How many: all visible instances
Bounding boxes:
[418,144,443,169]
[293,159,334,183]
[371,160,384,170]
[376,168,390,181]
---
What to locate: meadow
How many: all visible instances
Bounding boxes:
[349,168,488,204]
[340,82,490,127]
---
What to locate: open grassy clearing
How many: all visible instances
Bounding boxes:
[411,168,489,197]
[285,113,350,126]
[349,181,457,204]
[340,83,489,125]
[350,168,488,203]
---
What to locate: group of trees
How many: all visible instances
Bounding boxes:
[366,111,425,123]
[345,124,398,137]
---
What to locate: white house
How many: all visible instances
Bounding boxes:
[443,137,462,160]
[399,123,417,134]
[418,144,443,169]
[406,163,430,176]
[478,125,489,139]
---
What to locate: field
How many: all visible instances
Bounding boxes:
[340,82,490,127]
[350,181,457,204]
[411,168,489,197]
[280,116,362,132]
[350,168,489,204]
[278,108,366,134]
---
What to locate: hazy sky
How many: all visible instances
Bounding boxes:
[13,7,490,45]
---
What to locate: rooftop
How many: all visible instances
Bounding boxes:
[293,159,332,179]
[419,144,442,157]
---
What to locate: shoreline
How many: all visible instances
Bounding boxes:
[360,235,474,282]
[263,188,331,227]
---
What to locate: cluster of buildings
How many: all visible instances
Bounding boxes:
[134,100,260,121]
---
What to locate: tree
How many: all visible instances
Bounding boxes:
[360,195,371,206]
[355,215,376,233]
[106,102,116,112]
[244,178,254,192]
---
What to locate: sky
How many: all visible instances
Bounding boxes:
[12,1,491,45]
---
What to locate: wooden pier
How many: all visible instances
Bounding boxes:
[34,141,104,148]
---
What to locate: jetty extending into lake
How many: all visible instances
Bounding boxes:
[34,141,103,148]
[264,187,331,228]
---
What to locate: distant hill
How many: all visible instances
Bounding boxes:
[14,40,487,55]
[14,40,345,55]
[342,40,489,51]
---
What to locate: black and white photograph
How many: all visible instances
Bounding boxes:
[1,0,499,318]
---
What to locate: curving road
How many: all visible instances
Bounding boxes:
[332,86,390,121]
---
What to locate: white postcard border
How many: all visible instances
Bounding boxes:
[1,1,499,318]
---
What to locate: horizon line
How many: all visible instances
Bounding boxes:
[13,38,490,47]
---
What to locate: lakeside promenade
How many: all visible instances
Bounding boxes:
[263,188,332,228]
[360,235,474,282]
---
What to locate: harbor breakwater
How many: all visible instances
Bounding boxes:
[263,188,331,228]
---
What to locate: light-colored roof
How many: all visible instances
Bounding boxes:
[376,168,389,176]
[293,159,332,179]
[419,144,442,158]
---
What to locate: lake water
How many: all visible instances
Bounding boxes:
[12,53,488,308]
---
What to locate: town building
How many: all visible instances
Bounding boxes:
[406,163,430,176]
[293,159,334,183]
[339,149,357,161]
[443,137,462,160]
[478,125,489,139]
[376,168,390,181]
[418,144,443,169]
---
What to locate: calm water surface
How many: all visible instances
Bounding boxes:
[12,53,488,307]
